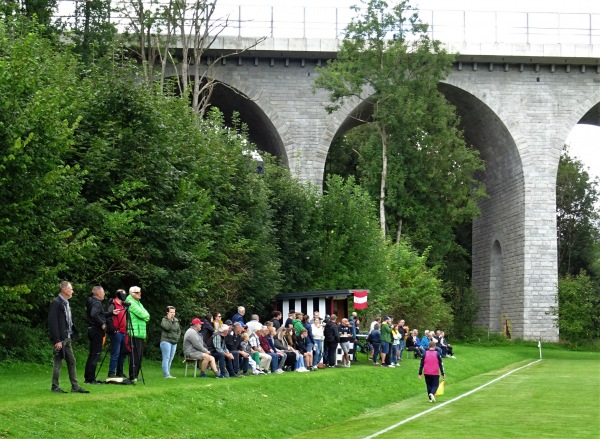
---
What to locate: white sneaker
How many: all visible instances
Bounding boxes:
[429,393,436,402]
[252,370,260,375]
[275,369,284,374]
[389,364,395,368]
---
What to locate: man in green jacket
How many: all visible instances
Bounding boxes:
[380,316,393,367]
[125,286,150,382]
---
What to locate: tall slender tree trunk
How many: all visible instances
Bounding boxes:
[379,124,388,238]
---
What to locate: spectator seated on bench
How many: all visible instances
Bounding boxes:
[405,329,422,359]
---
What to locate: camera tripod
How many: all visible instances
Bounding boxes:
[95,305,145,385]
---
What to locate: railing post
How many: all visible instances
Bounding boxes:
[238,5,241,38]
[463,10,466,43]
[271,6,274,38]
[590,13,592,45]
[526,12,529,44]
[303,7,306,39]
[495,11,498,44]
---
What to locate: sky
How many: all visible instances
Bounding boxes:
[218,0,599,182]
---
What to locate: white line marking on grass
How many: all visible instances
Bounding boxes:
[363,359,542,439]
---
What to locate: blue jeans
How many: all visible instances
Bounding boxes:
[213,352,235,377]
[313,339,322,366]
[391,344,398,364]
[108,332,127,376]
[372,343,381,363]
[160,341,177,377]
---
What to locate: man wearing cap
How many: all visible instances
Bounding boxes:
[183,318,219,377]
[225,322,249,375]
[207,325,238,378]
[125,286,150,381]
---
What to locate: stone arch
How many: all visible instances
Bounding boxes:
[437,77,529,336]
[164,68,293,166]
[317,95,371,187]
[562,89,600,133]
[489,240,504,333]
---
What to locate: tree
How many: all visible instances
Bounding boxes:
[556,146,600,277]
[315,175,388,291]
[68,0,118,64]
[555,272,599,341]
[118,0,265,115]
[373,240,453,330]
[0,17,85,323]
[314,0,485,258]
[263,160,323,294]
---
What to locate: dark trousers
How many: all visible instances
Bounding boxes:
[326,341,338,366]
[84,327,104,382]
[424,374,440,396]
[128,336,144,380]
[213,352,235,376]
[52,338,79,389]
[230,350,249,374]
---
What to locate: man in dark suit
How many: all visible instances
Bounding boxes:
[48,281,89,393]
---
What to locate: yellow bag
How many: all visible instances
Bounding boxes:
[435,380,445,396]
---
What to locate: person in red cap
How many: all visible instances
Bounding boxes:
[183,318,218,377]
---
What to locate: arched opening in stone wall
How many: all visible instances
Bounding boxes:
[208,82,287,165]
[165,77,287,165]
[322,99,373,183]
[436,82,526,336]
[557,102,600,279]
[565,103,600,189]
[489,240,503,333]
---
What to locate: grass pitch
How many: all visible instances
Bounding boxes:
[0,343,598,438]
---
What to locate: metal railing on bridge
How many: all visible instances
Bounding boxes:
[56,1,600,46]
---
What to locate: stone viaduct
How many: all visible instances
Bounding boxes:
[178,36,600,342]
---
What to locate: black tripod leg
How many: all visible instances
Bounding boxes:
[94,338,112,381]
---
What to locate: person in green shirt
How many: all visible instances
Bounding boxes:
[125,286,150,382]
[380,316,393,367]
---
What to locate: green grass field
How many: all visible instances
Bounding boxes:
[0,343,598,438]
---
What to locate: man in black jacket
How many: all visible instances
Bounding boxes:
[225,322,249,375]
[84,286,116,384]
[48,281,89,393]
[323,314,340,367]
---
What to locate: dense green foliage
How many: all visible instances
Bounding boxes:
[555,148,600,342]
[556,272,599,342]
[556,147,600,277]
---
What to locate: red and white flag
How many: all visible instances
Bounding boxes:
[352,290,368,310]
